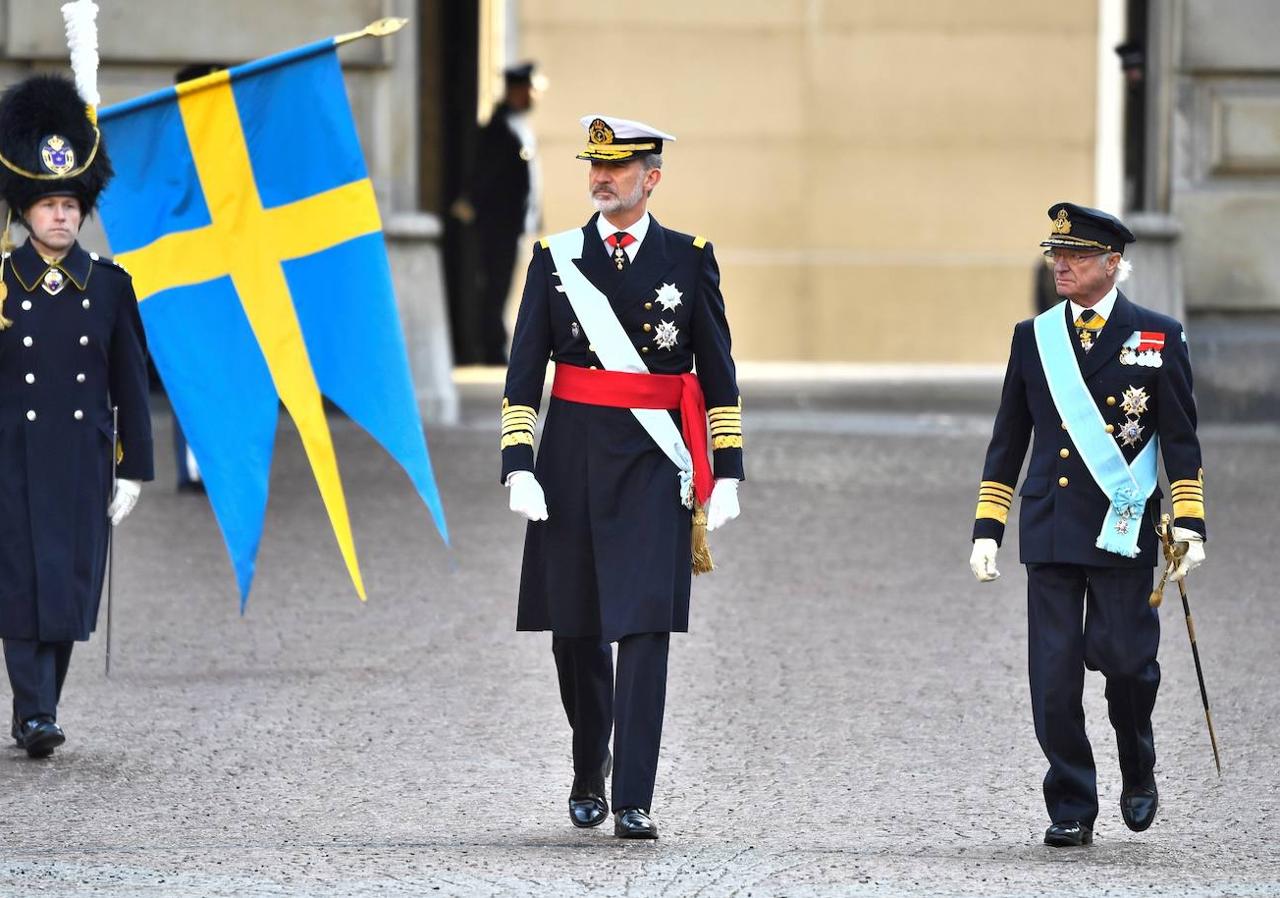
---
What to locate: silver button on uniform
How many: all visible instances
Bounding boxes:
[82,299,90,309]
[79,336,89,346]
[73,410,83,420]
[26,410,36,421]
[22,336,33,347]
[21,300,31,311]
[24,373,34,384]
[76,373,86,383]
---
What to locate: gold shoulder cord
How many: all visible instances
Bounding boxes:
[0,208,13,329]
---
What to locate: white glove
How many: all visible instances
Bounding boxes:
[507,470,548,522]
[1170,526,1205,581]
[970,538,1000,582]
[705,478,740,532]
[108,478,142,526]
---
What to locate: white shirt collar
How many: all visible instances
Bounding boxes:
[1070,285,1118,323]
[596,210,651,251]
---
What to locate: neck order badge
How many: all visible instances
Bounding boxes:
[96,22,448,606]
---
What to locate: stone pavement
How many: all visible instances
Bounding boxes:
[1,385,1277,897]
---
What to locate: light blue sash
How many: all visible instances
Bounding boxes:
[1033,302,1157,557]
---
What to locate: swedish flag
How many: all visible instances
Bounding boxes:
[96,36,448,606]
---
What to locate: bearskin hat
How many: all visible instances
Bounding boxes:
[0,74,112,217]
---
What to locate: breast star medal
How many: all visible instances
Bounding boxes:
[654,319,679,350]
[1120,385,1149,416]
[1117,419,1145,448]
[654,283,683,311]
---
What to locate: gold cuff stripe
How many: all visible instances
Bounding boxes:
[502,413,538,427]
[500,433,534,449]
[709,420,742,430]
[980,481,1014,497]
[975,501,1010,525]
[1172,499,1205,519]
[978,492,1012,506]
[1171,479,1204,490]
[1171,487,1204,498]
[712,435,743,450]
[708,405,741,414]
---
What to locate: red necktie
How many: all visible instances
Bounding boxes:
[606,232,635,271]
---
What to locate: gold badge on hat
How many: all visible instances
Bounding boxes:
[40,135,76,176]
[588,119,614,146]
[1053,208,1072,235]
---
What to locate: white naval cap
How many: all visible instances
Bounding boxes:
[576,115,676,162]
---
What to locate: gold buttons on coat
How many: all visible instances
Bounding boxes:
[1105,424,1115,434]
[1106,396,1116,406]
[1059,448,1070,459]
[644,302,653,310]
[641,346,650,354]
[1060,421,1068,430]
[1058,476,1069,488]
[588,344,595,352]
[643,323,652,333]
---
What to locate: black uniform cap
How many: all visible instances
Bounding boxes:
[0,74,112,215]
[1040,202,1136,255]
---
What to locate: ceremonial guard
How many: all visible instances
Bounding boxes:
[0,74,153,757]
[501,115,742,838]
[970,203,1206,846]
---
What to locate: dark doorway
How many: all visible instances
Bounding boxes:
[1119,0,1149,211]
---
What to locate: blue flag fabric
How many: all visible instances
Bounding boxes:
[97,40,448,606]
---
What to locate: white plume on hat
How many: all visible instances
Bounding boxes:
[61,0,101,109]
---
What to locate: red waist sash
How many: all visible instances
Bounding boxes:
[551,364,712,507]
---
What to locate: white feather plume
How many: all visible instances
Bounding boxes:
[61,0,101,109]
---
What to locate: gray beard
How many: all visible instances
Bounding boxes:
[590,180,645,216]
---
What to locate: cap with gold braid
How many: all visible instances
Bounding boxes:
[576,114,676,162]
[1040,202,1136,254]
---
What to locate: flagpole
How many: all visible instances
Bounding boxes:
[334,17,409,47]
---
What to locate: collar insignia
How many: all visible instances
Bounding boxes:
[42,268,66,296]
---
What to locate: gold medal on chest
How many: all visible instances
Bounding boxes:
[42,268,67,295]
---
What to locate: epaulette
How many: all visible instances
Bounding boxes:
[88,251,131,276]
[692,235,708,249]
[538,237,550,250]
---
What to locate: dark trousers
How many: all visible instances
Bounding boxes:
[552,632,670,813]
[477,224,519,365]
[4,639,74,723]
[1027,564,1161,827]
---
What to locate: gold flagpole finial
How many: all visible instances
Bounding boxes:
[335,17,409,46]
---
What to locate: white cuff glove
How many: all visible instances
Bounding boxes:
[705,478,740,532]
[108,479,142,526]
[1170,526,1205,581]
[507,470,548,522]
[970,538,1000,582]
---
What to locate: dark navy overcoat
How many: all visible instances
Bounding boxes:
[0,239,153,641]
[501,214,743,641]
[973,292,1205,567]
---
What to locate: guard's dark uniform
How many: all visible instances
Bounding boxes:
[0,242,153,720]
[468,66,539,365]
[501,209,742,814]
[973,204,1205,834]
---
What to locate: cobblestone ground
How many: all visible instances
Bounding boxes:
[1,390,1276,897]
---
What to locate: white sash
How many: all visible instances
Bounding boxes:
[545,228,694,506]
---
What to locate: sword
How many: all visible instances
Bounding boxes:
[1150,513,1222,775]
[105,405,118,678]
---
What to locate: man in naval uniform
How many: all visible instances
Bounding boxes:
[0,75,153,758]
[969,203,1206,846]
[500,115,743,839]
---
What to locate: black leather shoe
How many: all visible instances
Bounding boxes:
[614,807,658,840]
[1044,821,1093,847]
[569,773,609,828]
[18,718,65,759]
[1121,776,1159,832]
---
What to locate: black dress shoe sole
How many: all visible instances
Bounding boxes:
[615,827,658,840]
[1044,830,1093,847]
[570,809,609,829]
[1122,803,1158,832]
[23,730,64,758]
